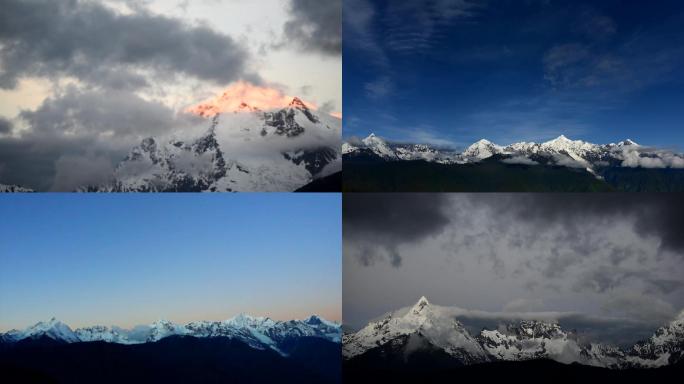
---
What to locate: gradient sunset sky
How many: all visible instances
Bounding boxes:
[0,194,341,331]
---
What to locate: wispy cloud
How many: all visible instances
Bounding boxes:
[382,0,484,55]
[363,76,393,99]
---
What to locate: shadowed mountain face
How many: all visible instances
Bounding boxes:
[343,135,684,191]
[1,335,341,384]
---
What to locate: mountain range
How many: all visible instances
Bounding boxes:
[1,314,341,383]
[1,313,340,354]
[343,134,684,192]
[343,297,683,370]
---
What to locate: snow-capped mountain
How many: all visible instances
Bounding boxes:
[0,183,34,192]
[628,310,684,367]
[4,317,80,343]
[343,134,684,175]
[476,320,628,368]
[343,297,684,369]
[88,98,341,192]
[343,297,490,364]
[1,314,341,357]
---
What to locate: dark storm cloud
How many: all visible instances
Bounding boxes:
[344,193,684,334]
[0,117,11,134]
[344,193,451,266]
[283,0,341,55]
[19,86,182,139]
[469,194,684,255]
[0,0,254,89]
[0,86,197,191]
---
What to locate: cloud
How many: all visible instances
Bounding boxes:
[364,76,393,99]
[344,194,684,331]
[542,14,684,92]
[619,146,684,168]
[479,194,684,254]
[382,0,484,54]
[19,86,182,140]
[282,0,341,55]
[502,298,544,312]
[501,156,539,165]
[576,7,616,41]
[52,154,115,191]
[342,0,387,67]
[0,86,193,190]
[0,0,254,90]
[602,292,676,324]
[344,194,451,267]
[0,117,11,134]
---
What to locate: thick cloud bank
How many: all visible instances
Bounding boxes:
[0,0,253,89]
[344,194,684,338]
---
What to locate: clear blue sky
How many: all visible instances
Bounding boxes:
[0,194,341,331]
[344,0,684,149]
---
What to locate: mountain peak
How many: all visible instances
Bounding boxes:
[289,97,308,109]
[151,319,174,327]
[23,317,79,343]
[464,139,501,159]
[411,296,430,314]
[619,139,638,146]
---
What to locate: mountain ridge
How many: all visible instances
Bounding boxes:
[2,313,341,357]
[343,134,684,174]
[343,297,683,369]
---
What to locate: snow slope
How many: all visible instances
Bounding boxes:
[89,98,341,192]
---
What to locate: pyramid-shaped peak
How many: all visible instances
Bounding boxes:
[475,139,493,145]
[411,296,430,314]
[620,139,638,146]
[363,133,387,145]
[305,315,323,324]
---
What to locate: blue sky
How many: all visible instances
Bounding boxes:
[343,0,684,149]
[0,194,341,331]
